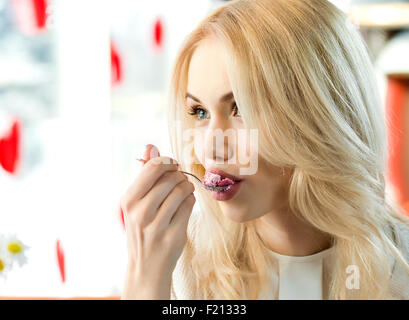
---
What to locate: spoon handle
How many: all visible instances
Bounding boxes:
[136,158,219,189]
[179,170,203,184]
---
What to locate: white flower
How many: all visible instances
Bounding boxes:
[0,244,12,279]
[3,234,29,268]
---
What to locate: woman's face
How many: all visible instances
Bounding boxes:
[186,37,292,222]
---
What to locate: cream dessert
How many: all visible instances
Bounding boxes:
[203,171,235,191]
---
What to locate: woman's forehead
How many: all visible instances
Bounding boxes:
[187,40,232,106]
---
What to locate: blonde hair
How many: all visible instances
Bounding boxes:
[167,0,409,299]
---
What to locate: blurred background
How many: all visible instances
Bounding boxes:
[0,0,408,298]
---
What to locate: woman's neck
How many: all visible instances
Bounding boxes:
[254,207,333,256]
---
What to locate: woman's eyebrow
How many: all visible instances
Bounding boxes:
[186,91,234,104]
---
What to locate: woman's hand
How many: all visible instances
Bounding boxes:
[120,144,196,299]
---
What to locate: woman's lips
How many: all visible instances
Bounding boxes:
[203,168,243,201]
[210,180,243,201]
[204,168,243,183]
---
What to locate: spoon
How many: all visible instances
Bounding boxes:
[136,158,231,192]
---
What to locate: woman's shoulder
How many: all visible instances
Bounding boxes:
[389,220,409,299]
[170,210,200,300]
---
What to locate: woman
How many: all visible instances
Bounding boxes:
[121,0,409,299]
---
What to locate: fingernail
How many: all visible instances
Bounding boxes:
[150,146,160,158]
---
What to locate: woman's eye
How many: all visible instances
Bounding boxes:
[232,103,241,117]
[187,106,209,120]
[187,103,240,120]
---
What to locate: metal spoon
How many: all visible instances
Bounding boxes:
[136,158,231,192]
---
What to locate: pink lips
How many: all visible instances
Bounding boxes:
[203,168,243,201]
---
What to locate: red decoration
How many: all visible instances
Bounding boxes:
[0,118,22,175]
[119,206,125,230]
[11,0,48,35]
[152,18,164,52]
[56,239,65,283]
[110,41,122,86]
[385,77,409,215]
[32,0,47,29]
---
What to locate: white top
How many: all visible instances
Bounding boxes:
[266,246,334,300]
[170,212,409,299]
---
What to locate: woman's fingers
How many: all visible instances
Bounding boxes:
[142,170,188,214]
[124,157,179,203]
[166,193,196,243]
[144,144,160,161]
[152,179,195,231]
[135,144,160,165]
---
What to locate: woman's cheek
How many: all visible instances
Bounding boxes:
[193,133,205,165]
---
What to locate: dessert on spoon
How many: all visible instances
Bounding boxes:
[181,171,235,192]
[136,158,237,192]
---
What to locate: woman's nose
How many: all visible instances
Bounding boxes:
[204,122,236,164]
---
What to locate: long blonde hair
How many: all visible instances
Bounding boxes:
[167,0,409,299]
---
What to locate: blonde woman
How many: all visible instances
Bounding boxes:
[121,0,409,299]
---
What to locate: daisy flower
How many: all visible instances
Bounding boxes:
[3,234,29,268]
[0,241,12,279]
